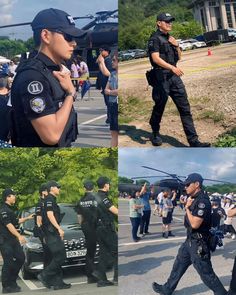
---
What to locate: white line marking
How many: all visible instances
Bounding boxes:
[79,125,109,129]
[119,236,185,247]
[119,221,162,226]
[81,114,107,125]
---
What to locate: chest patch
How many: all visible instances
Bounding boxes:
[27,81,43,95]
[30,97,45,113]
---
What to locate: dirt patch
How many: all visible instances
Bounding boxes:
[119,43,236,147]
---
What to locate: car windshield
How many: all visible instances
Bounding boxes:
[21,204,79,231]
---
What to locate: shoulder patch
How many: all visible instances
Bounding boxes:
[30,97,45,113]
[27,81,44,95]
[198,203,205,209]
[197,210,204,216]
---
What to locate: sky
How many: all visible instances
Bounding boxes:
[0,0,118,40]
[119,148,236,185]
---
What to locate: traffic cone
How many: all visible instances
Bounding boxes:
[207,48,212,56]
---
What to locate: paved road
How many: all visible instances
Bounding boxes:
[119,199,236,295]
[73,87,110,148]
[0,264,116,295]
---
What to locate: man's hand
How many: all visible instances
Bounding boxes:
[27,213,35,220]
[96,54,105,64]
[53,71,75,94]
[58,228,64,240]
[18,235,26,244]
[185,197,194,209]
[168,36,179,47]
[171,66,184,76]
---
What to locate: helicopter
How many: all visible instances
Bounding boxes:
[119,166,235,197]
[0,10,118,78]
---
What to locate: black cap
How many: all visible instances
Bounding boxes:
[47,180,61,190]
[2,188,16,201]
[97,177,110,188]
[99,45,111,53]
[183,173,203,186]
[31,8,87,38]
[39,183,48,194]
[83,180,94,191]
[157,13,175,22]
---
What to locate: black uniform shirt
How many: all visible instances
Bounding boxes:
[43,194,61,226]
[96,190,114,223]
[76,192,98,227]
[0,203,19,239]
[35,197,44,216]
[211,207,226,228]
[10,52,66,147]
[148,29,178,68]
[184,191,212,236]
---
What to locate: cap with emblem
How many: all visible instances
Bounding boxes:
[157,13,175,22]
[83,180,94,191]
[2,188,16,201]
[31,8,86,38]
[97,177,110,188]
[47,180,61,191]
[39,183,48,194]
[183,173,203,186]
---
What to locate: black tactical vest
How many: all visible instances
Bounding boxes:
[149,31,179,69]
[10,58,78,147]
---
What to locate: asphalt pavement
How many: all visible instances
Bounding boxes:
[0,264,117,295]
[119,198,236,295]
[73,87,110,147]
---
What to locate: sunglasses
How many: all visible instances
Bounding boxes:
[49,30,76,43]
[185,183,192,187]
[163,20,172,24]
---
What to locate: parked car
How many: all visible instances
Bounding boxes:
[228,28,236,40]
[178,40,193,51]
[19,203,99,279]
[185,39,207,49]
[133,49,147,59]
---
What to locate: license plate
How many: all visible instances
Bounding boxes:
[66,249,87,258]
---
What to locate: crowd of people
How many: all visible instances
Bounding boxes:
[0,177,118,293]
[0,8,118,148]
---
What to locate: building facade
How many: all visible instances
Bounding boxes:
[189,0,236,31]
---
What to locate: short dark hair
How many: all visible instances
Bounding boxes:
[33,29,43,47]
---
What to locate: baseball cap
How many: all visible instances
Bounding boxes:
[157,13,175,22]
[183,173,203,186]
[97,177,110,188]
[99,45,111,53]
[83,180,94,191]
[2,188,16,201]
[47,180,61,189]
[31,8,87,38]
[39,183,48,194]
[226,194,233,201]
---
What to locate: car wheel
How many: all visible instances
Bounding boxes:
[192,45,197,49]
[21,264,35,280]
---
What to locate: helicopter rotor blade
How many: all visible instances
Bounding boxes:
[141,166,183,182]
[131,175,169,180]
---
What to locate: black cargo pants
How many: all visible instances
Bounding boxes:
[81,222,97,278]
[41,231,66,286]
[230,256,236,293]
[96,224,118,281]
[149,74,198,143]
[0,237,25,288]
[162,239,227,295]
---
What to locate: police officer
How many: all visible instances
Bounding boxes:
[148,13,210,147]
[76,180,98,283]
[152,173,227,295]
[92,177,118,287]
[227,206,236,295]
[0,188,34,293]
[10,8,86,147]
[38,181,71,290]
[34,183,51,268]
